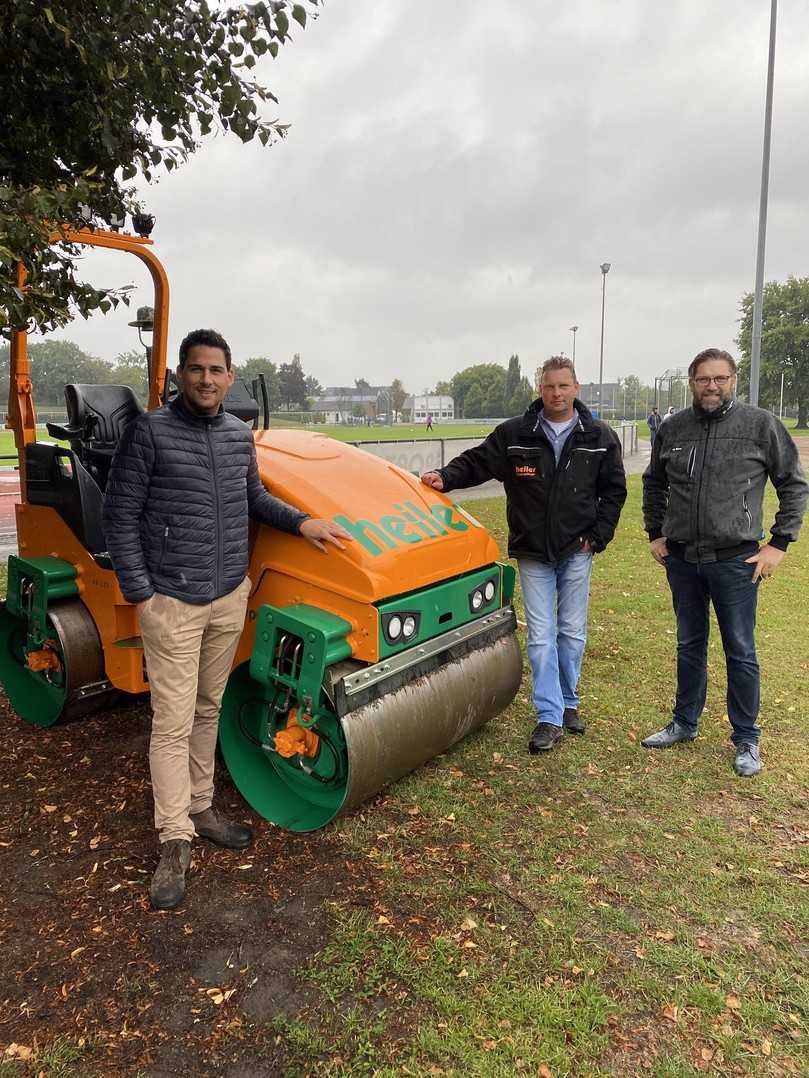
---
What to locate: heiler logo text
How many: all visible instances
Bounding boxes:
[333,501,475,556]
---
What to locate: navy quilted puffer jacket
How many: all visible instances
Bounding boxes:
[102,396,308,604]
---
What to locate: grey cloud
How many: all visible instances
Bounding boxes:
[61,0,809,390]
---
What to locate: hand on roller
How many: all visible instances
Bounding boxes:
[299,517,353,552]
[420,471,444,491]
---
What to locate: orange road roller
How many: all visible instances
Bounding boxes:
[0,227,522,830]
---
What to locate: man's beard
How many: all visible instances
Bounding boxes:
[693,392,728,413]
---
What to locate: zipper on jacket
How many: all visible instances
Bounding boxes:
[206,425,222,597]
[160,525,169,569]
[743,493,752,531]
[687,446,696,478]
[693,420,715,556]
[546,428,585,556]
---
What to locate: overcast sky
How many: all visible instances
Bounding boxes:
[59,0,809,391]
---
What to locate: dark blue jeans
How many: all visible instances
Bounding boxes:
[665,554,760,745]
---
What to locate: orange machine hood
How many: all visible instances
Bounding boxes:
[251,430,502,604]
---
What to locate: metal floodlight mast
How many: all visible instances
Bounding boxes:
[570,325,579,363]
[598,264,610,417]
[750,0,778,407]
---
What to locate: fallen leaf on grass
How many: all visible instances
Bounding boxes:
[376,915,391,925]
[42,804,57,813]
[538,1066,554,1078]
[655,931,675,941]
[661,1003,679,1024]
[460,917,478,931]
[760,1039,772,1056]
[725,993,741,1011]
[3,1044,33,1061]
[204,987,236,1005]
[70,947,85,959]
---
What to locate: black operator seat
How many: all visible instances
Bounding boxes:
[46,384,144,489]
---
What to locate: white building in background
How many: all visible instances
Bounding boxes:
[409,394,454,421]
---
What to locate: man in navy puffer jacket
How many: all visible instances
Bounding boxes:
[103,328,350,910]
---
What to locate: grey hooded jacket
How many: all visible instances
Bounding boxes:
[643,399,807,560]
[102,396,308,604]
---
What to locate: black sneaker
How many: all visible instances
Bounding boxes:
[528,722,564,754]
[150,839,192,910]
[563,708,585,735]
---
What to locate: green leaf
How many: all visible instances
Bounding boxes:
[292,5,307,28]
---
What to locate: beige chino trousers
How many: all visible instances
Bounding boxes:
[139,576,251,843]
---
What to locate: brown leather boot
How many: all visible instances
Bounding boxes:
[150,839,192,910]
[190,807,253,850]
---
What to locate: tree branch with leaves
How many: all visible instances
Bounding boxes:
[1,0,318,337]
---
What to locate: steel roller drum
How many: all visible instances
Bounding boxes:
[0,599,116,726]
[220,628,523,831]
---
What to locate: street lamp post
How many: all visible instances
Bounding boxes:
[750,0,778,407]
[598,263,610,418]
[570,325,579,364]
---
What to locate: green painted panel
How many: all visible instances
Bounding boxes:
[376,563,503,658]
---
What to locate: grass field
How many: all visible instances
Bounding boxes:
[0,478,807,1075]
[273,478,809,1076]
[0,424,496,459]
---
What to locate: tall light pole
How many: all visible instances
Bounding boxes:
[570,325,579,364]
[750,0,778,407]
[598,263,610,417]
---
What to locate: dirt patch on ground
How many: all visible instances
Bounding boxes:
[0,696,384,1076]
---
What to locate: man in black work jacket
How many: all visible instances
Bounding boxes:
[421,356,627,754]
[103,328,350,910]
[642,347,807,777]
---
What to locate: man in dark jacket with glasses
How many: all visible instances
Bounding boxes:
[642,347,807,776]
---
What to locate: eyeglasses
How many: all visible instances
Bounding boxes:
[693,375,733,387]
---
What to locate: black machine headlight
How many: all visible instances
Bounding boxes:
[382,611,421,645]
[468,574,499,614]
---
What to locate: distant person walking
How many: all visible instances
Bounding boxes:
[426,413,434,432]
[647,406,662,448]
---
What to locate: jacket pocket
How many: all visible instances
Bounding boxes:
[506,445,546,482]
[743,494,752,532]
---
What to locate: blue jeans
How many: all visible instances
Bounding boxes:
[518,552,594,727]
[665,554,760,745]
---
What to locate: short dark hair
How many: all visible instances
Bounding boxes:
[541,355,578,382]
[688,348,736,380]
[178,328,232,369]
